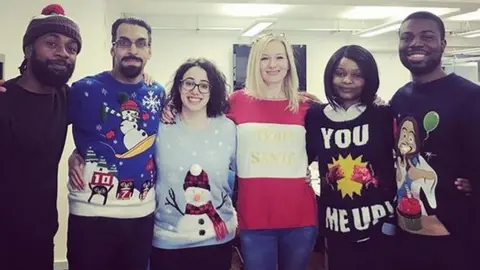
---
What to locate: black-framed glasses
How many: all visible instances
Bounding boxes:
[113,38,150,49]
[181,79,210,94]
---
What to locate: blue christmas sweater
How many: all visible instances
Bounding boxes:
[67,71,165,218]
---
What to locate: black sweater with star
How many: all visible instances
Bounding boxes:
[390,73,480,243]
[306,103,397,243]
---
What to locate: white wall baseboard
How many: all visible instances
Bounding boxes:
[54,260,69,270]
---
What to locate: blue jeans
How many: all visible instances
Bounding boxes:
[240,226,318,270]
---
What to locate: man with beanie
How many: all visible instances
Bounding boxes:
[0,4,81,270]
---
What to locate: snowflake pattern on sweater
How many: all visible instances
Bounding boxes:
[67,71,166,218]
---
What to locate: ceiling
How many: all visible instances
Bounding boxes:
[112,0,480,56]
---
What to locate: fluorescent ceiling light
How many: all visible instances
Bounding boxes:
[241,20,277,37]
[443,56,480,64]
[341,6,459,20]
[444,48,480,55]
[457,29,480,38]
[355,23,401,37]
[151,26,243,31]
[302,28,363,32]
[220,4,290,17]
[465,33,480,38]
[447,9,480,21]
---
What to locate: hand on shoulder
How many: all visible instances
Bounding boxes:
[299,91,323,104]
[373,95,389,107]
[0,79,5,92]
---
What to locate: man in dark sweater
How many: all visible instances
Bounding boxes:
[0,4,81,270]
[390,11,480,270]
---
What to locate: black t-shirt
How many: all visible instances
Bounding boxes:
[306,103,397,242]
[0,76,67,238]
[390,73,480,239]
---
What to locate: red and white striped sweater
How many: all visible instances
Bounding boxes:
[228,90,317,229]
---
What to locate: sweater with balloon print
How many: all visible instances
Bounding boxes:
[390,73,480,237]
[67,71,165,218]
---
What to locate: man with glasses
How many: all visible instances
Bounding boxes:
[65,17,165,270]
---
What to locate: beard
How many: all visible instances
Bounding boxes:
[399,51,442,76]
[119,56,143,78]
[29,50,74,88]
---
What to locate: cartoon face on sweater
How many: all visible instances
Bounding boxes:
[184,186,213,207]
[397,117,421,157]
[121,108,139,121]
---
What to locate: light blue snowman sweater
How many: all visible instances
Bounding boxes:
[153,115,237,249]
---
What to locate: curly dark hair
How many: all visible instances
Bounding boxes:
[111,17,152,44]
[167,58,229,117]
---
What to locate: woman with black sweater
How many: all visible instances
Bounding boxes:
[305,45,397,270]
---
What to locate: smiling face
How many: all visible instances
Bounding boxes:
[111,23,151,79]
[397,119,418,155]
[28,33,78,87]
[184,187,212,206]
[398,18,446,76]
[180,66,211,114]
[259,40,290,86]
[333,57,365,106]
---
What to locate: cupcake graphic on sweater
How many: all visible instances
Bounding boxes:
[175,164,228,241]
[397,189,422,231]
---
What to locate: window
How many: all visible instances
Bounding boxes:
[233,44,307,91]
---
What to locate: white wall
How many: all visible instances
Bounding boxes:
[0,0,116,266]
[147,30,412,102]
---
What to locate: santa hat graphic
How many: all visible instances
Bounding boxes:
[121,99,139,113]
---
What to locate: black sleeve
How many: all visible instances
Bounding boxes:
[375,106,398,228]
[0,91,13,182]
[0,91,11,146]
[459,89,480,248]
[377,105,397,198]
[0,97,7,152]
[460,90,480,196]
[305,103,322,165]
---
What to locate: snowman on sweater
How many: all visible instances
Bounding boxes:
[104,95,149,150]
[118,99,149,150]
[176,164,228,241]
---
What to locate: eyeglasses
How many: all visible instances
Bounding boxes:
[113,38,150,49]
[181,79,210,94]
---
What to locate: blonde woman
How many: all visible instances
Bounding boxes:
[162,34,318,270]
[228,33,317,270]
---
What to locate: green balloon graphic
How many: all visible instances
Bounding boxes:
[423,111,439,132]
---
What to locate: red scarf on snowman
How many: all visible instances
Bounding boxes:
[184,166,228,241]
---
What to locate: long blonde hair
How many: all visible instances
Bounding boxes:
[244,33,300,112]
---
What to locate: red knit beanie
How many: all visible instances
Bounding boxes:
[23,4,82,53]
